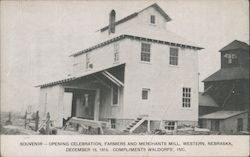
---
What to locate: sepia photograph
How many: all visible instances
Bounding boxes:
[0,0,249,156]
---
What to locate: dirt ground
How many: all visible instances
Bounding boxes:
[0,111,220,135]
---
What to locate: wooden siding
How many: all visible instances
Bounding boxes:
[204,80,249,111]
[123,38,199,121]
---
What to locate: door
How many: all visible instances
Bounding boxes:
[237,118,243,132]
[71,89,95,120]
[211,120,220,131]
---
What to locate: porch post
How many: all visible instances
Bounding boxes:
[57,85,65,127]
[147,120,150,132]
[94,89,100,121]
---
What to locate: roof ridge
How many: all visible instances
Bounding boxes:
[234,39,249,45]
[98,3,171,32]
[219,40,249,52]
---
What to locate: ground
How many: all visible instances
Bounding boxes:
[0,111,235,135]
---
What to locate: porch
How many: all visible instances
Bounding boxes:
[38,64,125,127]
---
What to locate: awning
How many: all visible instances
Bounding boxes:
[36,63,125,88]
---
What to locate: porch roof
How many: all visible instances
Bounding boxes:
[199,110,247,120]
[36,63,125,88]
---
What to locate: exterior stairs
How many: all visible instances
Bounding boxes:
[123,115,148,133]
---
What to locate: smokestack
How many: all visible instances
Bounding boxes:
[109,10,116,34]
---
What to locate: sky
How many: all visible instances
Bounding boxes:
[1,0,249,112]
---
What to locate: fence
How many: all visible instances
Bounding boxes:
[24,111,55,134]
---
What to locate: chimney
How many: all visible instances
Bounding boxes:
[109,10,116,34]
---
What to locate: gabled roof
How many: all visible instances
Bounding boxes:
[99,3,172,32]
[219,40,249,52]
[203,67,249,82]
[199,110,247,119]
[199,92,219,107]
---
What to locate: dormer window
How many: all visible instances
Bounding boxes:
[150,15,155,24]
[224,53,238,64]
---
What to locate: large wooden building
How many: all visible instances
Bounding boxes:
[200,40,249,134]
[38,3,202,132]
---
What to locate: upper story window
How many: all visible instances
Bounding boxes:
[142,88,150,100]
[141,43,151,62]
[86,53,90,70]
[114,42,119,62]
[182,87,191,108]
[169,47,179,65]
[150,15,155,24]
[224,53,238,64]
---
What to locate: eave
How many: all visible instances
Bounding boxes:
[70,34,203,57]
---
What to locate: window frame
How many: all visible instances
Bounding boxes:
[110,119,116,129]
[111,85,119,106]
[141,43,151,62]
[150,15,156,24]
[142,88,150,100]
[182,87,191,108]
[169,47,179,66]
[224,53,238,65]
[164,121,176,131]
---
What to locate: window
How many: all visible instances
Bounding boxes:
[150,15,155,24]
[114,42,119,62]
[141,43,151,62]
[182,87,191,108]
[224,53,238,64]
[110,119,116,129]
[86,53,90,70]
[112,85,119,105]
[142,88,150,100]
[164,121,176,130]
[169,47,178,65]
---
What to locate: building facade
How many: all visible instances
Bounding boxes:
[200,40,249,134]
[38,3,202,132]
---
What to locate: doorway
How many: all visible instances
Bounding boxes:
[237,118,243,132]
[65,88,96,120]
[211,120,220,131]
